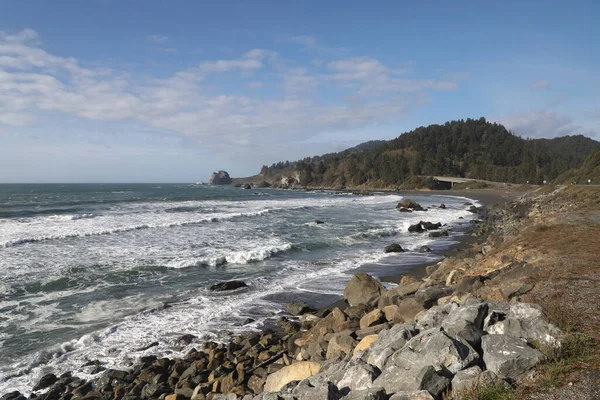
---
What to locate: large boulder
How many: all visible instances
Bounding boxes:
[286,302,315,316]
[326,332,356,360]
[385,243,405,253]
[451,367,500,397]
[372,365,449,397]
[389,391,434,400]
[344,273,386,307]
[336,363,379,392]
[360,309,385,330]
[416,302,459,330]
[394,298,426,323]
[367,323,419,370]
[343,387,388,400]
[408,223,425,233]
[209,170,233,185]
[391,330,479,375]
[396,199,425,211]
[263,362,321,392]
[481,335,545,379]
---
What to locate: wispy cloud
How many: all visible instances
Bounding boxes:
[495,110,577,138]
[146,34,168,43]
[0,29,463,146]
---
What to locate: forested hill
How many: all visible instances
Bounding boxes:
[255,118,599,188]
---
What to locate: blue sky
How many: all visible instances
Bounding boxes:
[0,1,598,183]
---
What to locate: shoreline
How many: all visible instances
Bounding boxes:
[8,189,520,399]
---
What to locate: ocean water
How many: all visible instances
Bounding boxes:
[0,184,479,394]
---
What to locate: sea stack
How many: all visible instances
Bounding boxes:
[209,170,233,185]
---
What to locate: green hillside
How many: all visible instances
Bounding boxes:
[256,118,599,189]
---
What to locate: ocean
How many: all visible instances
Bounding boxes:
[0,183,479,394]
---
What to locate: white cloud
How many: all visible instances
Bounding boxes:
[495,110,577,138]
[0,29,463,146]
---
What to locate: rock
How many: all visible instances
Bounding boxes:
[398,207,412,213]
[468,206,478,213]
[354,335,378,354]
[210,280,248,291]
[419,221,441,230]
[360,309,385,330]
[290,380,342,400]
[209,170,233,185]
[33,373,58,391]
[394,298,425,322]
[389,391,434,400]
[342,387,387,400]
[481,334,546,379]
[508,302,543,320]
[414,286,454,308]
[455,275,485,294]
[263,362,321,392]
[443,319,485,348]
[287,302,315,316]
[397,199,424,211]
[176,334,197,345]
[315,220,325,224]
[428,230,449,238]
[243,183,252,189]
[372,365,449,397]
[451,367,500,397]
[383,305,401,323]
[438,204,446,209]
[395,281,422,297]
[486,318,563,346]
[416,302,459,330]
[356,323,390,339]
[337,363,379,392]
[367,323,419,370]
[443,302,489,329]
[408,223,425,233]
[344,273,386,307]
[165,395,187,400]
[326,332,356,359]
[385,243,405,253]
[257,181,271,188]
[419,246,432,253]
[248,375,266,394]
[0,392,25,400]
[391,330,479,375]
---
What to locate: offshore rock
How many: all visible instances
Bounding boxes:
[209,170,233,185]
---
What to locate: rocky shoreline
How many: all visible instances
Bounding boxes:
[4,192,576,400]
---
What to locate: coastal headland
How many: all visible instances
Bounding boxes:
[6,185,600,400]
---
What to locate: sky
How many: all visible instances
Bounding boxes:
[0,1,599,183]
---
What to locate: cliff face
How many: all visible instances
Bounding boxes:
[209,170,232,185]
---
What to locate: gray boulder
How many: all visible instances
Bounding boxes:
[372,365,449,397]
[486,318,562,346]
[391,330,479,375]
[481,334,545,379]
[341,387,387,399]
[287,302,315,316]
[443,302,489,329]
[416,302,458,330]
[367,323,419,370]
[336,363,379,392]
[385,243,405,253]
[451,367,500,397]
[344,273,386,307]
[389,391,434,400]
[443,319,485,348]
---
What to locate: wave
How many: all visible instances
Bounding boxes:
[49,213,96,221]
[165,243,293,269]
[0,209,274,248]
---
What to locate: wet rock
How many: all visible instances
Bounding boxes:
[33,373,58,391]
[419,221,441,231]
[398,207,412,213]
[428,230,449,238]
[397,200,424,211]
[286,302,315,316]
[438,204,446,210]
[315,219,325,224]
[263,361,321,392]
[210,281,248,291]
[344,273,386,307]
[372,365,449,397]
[481,334,546,379]
[408,223,425,233]
[384,243,405,253]
[0,392,26,400]
[419,246,432,253]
